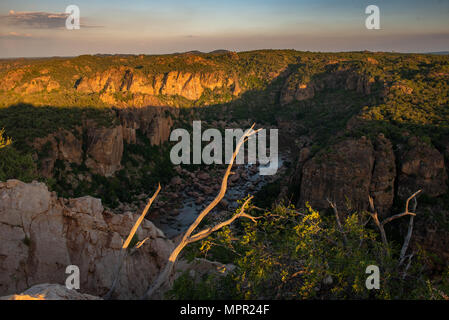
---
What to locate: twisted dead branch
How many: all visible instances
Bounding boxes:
[368,190,421,259]
[188,197,256,242]
[368,196,388,247]
[327,199,348,246]
[141,124,260,300]
[399,190,421,266]
[104,184,161,299]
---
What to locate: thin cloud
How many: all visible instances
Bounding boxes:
[0,31,33,39]
[1,10,101,29]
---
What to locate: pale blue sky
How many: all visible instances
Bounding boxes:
[0,0,448,57]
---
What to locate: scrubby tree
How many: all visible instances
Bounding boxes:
[0,128,12,149]
[169,194,449,300]
[0,129,36,182]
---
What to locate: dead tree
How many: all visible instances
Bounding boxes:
[327,199,348,246]
[368,190,422,260]
[398,191,420,266]
[141,125,260,299]
[103,184,161,299]
[107,125,261,299]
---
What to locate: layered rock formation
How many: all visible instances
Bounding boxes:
[31,106,178,178]
[297,135,447,217]
[11,67,241,104]
[33,129,83,178]
[299,137,375,213]
[369,135,396,217]
[85,125,124,176]
[117,106,178,146]
[397,136,448,199]
[280,70,376,105]
[0,179,174,299]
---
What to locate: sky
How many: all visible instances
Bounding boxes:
[0,0,448,58]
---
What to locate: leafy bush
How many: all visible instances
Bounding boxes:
[0,145,36,182]
[171,200,449,300]
[0,128,12,149]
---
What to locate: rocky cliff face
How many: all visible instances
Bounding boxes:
[33,129,84,178]
[299,137,375,213]
[280,70,376,105]
[397,136,448,200]
[117,106,178,146]
[31,106,178,178]
[0,179,174,299]
[369,135,396,217]
[85,125,124,176]
[297,135,447,217]
[12,67,241,104]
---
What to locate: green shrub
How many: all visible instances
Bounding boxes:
[171,200,449,300]
[0,146,36,182]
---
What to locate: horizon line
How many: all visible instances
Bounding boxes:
[1,48,448,60]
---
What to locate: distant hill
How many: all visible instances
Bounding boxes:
[426,51,449,55]
[209,49,232,54]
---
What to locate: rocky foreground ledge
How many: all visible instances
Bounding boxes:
[0,179,174,299]
[0,283,102,300]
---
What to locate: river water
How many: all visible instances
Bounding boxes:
[155,153,287,238]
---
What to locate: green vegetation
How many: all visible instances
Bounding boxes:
[170,200,449,300]
[0,128,36,182]
[48,128,174,207]
[0,146,36,183]
[0,50,447,200]
[0,103,116,150]
[0,50,447,206]
[0,128,12,149]
[0,50,448,300]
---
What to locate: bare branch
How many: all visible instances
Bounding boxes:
[405,190,421,213]
[401,253,414,280]
[369,190,421,261]
[179,125,258,243]
[104,184,161,299]
[123,184,161,249]
[327,199,347,246]
[382,190,421,226]
[135,237,150,249]
[381,212,415,226]
[399,190,421,266]
[188,197,255,243]
[368,196,388,247]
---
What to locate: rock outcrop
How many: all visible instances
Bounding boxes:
[397,137,448,199]
[299,138,375,212]
[0,283,101,300]
[117,106,178,146]
[369,135,396,217]
[73,68,240,102]
[85,125,124,176]
[31,106,178,178]
[280,70,376,105]
[33,129,83,178]
[0,179,174,299]
[297,135,447,217]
